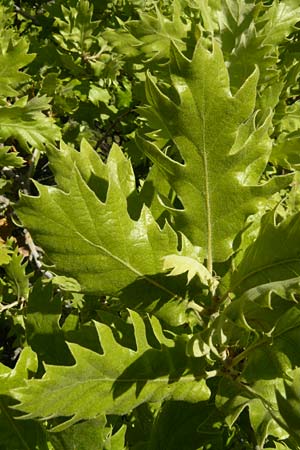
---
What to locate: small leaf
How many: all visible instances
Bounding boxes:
[0,96,60,151]
[0,38,35,97]
[162,254,219,292]
[0,146,24,168]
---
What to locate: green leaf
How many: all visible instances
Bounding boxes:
[0,397,49,450]
[162,254,219,292]
[4,248,30,300]
[103,424,127,450]
[16,143,181,297]
[0,38,35,97]
[241,307,300,381]
[13,311,210,431]
[0,242,11,265]
[0,346,37,394]
[216,377,288,448]
[0,146,24,168]
[275,368,300,443]
[149,400,226,450]
[48,417,107,450]
[26,280,73,365]
[230,212,300,297]
[126,1,189,62]
[53,0,100,54]
[0,96,60,151]
[138,40,292,266]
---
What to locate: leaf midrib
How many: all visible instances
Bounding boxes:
[36,193,180,299]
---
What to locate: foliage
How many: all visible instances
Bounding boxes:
[1,0,300,448]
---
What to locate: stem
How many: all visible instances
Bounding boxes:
[24,229,53,279]
[0,301,19,312]
[229,337,269,369]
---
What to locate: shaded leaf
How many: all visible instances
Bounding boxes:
[0,38,35,97]
[13,311,210,431]
[230,212,300,297]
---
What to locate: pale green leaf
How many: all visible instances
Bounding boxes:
[162,254,218,292]
[13,311,210,431]
[138,40,292,264]
[0,242,11,265]
[0,146,24,168]
[0,346,37,394]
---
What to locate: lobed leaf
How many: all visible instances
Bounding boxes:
[17,143,181,298]
[138,40,292,265]
[0,96,60,151]
[13,310,210,431]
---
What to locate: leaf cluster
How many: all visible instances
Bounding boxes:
[1,1,300,449]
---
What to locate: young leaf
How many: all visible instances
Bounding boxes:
[138,40,292,267]
[0,146,24,168]
[162,254,218,292]
[4,248,30,300]
[126,1,189,62]
[13,311,210,431]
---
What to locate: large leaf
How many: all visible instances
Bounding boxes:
[138,40,292,267]
[13,310,210,431]
[17,143,182,297]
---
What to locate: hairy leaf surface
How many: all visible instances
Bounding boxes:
[138,41,292,264]
[17,143,182,298]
